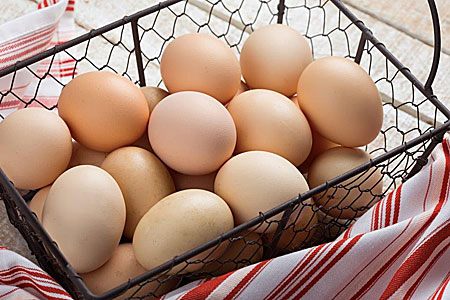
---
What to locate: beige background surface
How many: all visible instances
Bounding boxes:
[0,0,449,261]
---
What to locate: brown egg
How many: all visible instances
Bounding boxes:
[214,151,309,233]
[234,81,249,98]
[0,108,72,190]
[29,185,51,222]
[161,33,241,104]
[202,231,263,276]
[299,129,339,173]
[290,95,300,109]
[263,199,318,251]
[81,244,178,299]
[68,141,107,168]
[149,91,236,175]
[133,189,234,274]
[170,170,216,193]
[101,147,175,239]
[297,56,383,147]
[240,24,312,97]
[140,86,169,113]
[227,89,312,166]
[58,71,149,152]
[130,87,169,153]
[308,147,383,219]
[43,165,126,273]
[131,133,153,152]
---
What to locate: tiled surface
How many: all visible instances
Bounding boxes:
[1,0,449,261]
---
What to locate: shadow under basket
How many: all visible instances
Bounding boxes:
[1,0,450,299]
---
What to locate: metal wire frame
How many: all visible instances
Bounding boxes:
[0,0,449,299]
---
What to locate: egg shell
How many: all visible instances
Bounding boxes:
[133,189,234,274]
[81,244,178,299]
[308,147,383,219]
[227,89,312,166]
[29,185,51,222]
[214,151,309,233]
[58,71,149,152]
[160,33,241,104]
[170,170,216,193]
[230,80,249,101]
[297,56,383,147]
[68,141,107,168]
[290,95,300,109]
[299,128,339,173]
[140,86,169,113]
[201,231,263,276]
[240,24,312,97]
[149,91,236,175]
[131,132,153,152]
[263,199,318,251]
[0,108,72,190]
[101,146,175,239]
[42,165,126,273]
[129,87,169,153]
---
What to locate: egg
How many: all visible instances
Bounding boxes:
[42,165,126,273]
[214,151,309,233]
[297,56,383,147]
[170,170,216,193]
[160,33,241,104]
[29,186,51,222]
[58,71,149,152]
[233,81,249,99]
[81,244,178,299]
[299,129,339,173]
[0,108,72,190]
[263,199,318,251]
[149,91,236,175]
[133,189,234,274]
[290,95,300,109]
[227,89,312,166]
[101,146,175,239]
[68,141,107,168]
[308,147,383,219]
[132,133,152,152]
[140,86,169,113]
[201,231,263,276]
[130,87,169,153]
[240,24,312,97]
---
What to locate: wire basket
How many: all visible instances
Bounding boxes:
[1,0,450,299]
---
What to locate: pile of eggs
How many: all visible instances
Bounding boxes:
[0,24,384,298]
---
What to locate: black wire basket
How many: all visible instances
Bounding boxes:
[1,0,450,299]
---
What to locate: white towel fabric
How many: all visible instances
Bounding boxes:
[0,0,74,118]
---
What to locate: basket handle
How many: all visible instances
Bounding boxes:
[424,0,441,91]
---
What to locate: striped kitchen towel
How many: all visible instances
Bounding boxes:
[0,247,71,300]
[163,138,450,300]
[0,0,74,118]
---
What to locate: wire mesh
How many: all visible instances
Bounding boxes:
[0,0,449,299]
